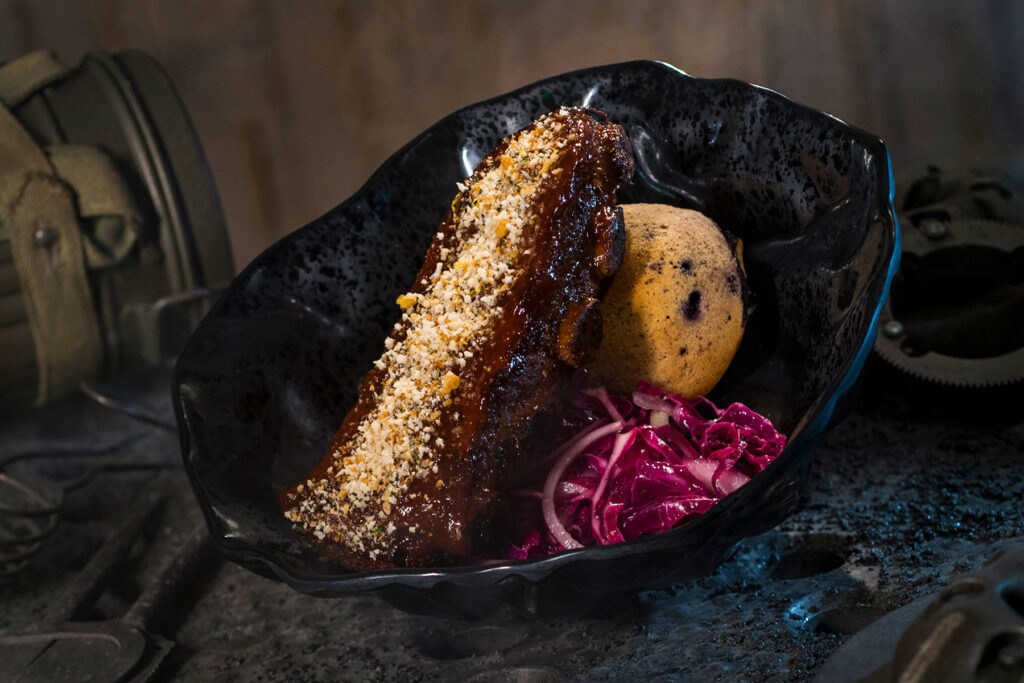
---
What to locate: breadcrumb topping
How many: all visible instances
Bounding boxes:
[285,108,576,554]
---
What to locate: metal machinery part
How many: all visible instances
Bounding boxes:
[0,50,234,406]
[875,170,1024,388]
[815,543,1024,683]
[887,544,1024,683]
[874,218,1024,388]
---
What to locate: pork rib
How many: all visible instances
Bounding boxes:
[280,107,633,569]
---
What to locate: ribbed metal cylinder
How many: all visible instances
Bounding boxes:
[0,48,234,407]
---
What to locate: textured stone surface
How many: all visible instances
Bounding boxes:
[1,367,1020,681]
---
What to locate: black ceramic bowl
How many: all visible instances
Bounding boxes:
[174,61,899,618]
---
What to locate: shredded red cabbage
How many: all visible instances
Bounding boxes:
[507,381,787,559]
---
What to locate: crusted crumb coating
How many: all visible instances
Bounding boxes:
[282,108,582,559]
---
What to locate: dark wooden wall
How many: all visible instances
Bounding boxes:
[2,0,1022,266]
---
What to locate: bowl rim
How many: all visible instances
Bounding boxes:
[174,58,901,594]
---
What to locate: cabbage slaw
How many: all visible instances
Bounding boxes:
[507,381,786,559]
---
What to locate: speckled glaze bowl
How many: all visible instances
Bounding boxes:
[174,61,899,617]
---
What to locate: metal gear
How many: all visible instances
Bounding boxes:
[873,217,1024,388]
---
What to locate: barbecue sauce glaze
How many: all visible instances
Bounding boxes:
[280,108,633,569]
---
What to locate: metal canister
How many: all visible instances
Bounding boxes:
[0,49,233,406]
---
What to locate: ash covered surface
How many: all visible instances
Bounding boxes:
[0,368,1021,682]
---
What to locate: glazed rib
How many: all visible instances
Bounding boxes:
[280,107,633,569]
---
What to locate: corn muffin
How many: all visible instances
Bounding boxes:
[592,203,745,398]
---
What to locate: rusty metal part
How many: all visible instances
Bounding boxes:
[887,543,1024,682]
[0,521,217,682]
[874,218,1024,388]
[814,542,1024,683]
